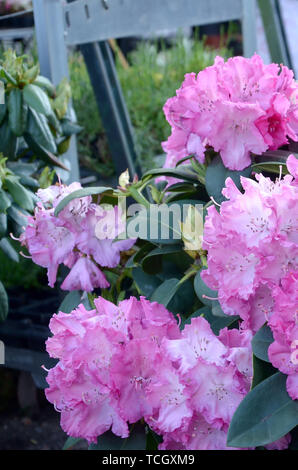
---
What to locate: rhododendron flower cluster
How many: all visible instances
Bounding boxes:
[202,155,298,399]
[19,182,135,291]
[45,295,254,449]
[268,270,298,400]
[162,54,298,172]
[45,296,292,449]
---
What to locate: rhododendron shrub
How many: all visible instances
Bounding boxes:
[17,55,298,450]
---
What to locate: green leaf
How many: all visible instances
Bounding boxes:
[185,306,239,335]
[0,237,19,262]
[54,187,112,216]
[194,268,218,307]
[0,189,11,212]
[34,75,55,98]
[142,244,182,275]
[8,88,28,136]
[289,426,298,450]
[227,372,298,448]
[132,267,160,298]
[0,280,8,322]
[146,428,161,450]
[59,291,82,314]
[0,117,17,159]
[0,102,7,125]
[89,423,146,450]
[19,175,39,189]
[7,203,29,228]
[142,167,200,184]
[251,354,277,389]
[26,107,57,154]
[61,118,83,137]
[4,175,34,212]
[23,83,52,116]
[205,155,251,204]
[0,212,7,237]
[0,67,17,86]
[24,132,68,171]
[7,161,38,177]
[151,278,180,307]
[62,436,83,450]
[252,324,274,363]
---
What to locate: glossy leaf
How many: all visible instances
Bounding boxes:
[205,155,251,204]
[8,88,27,136]
[150,278,180,307]
[26,108,57,154]
[4,176,34,212]
[227,372,298,448]
[0,237,19,262]
[194,268,218,307]
[23,83,52,116]
[0,189,11,212]
[252,324,274,363]
[59,291,82,314]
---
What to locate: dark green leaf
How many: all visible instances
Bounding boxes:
[142,167,200,184]
[0,117,17,158]
[0,189,11,212]
[251,354,277,389]
[7,161,38,176]
[0,280,8,322]
[19,175,39,189]
[289,426,298,450]
[0,102,7,125]
[61,118,83,137]
[132,267,161,298]
[194,268,218,307]
[0,212,7,237]
[252,324,274,363]
[0,237,19,262]
[62,436,83,450]
[23,83,52,116]
[227,372,298,448]
[54,187,112,216]
[26,107,57,154]
[59,291,82,314]
[205,155,251,204]
[151,278,180,307]
[8,88,28,136]
[7,203,29,228]
[4,175,34,212]
[24,132,68,171]
[142,244,182,275]
[89,423,146,450]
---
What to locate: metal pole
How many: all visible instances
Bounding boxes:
[32,0,80,182]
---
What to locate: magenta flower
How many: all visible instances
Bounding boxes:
[162,55,298,173]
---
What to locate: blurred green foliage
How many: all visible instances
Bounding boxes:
[69,34,230,173]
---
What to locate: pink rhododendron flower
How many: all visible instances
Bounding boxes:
[45,297,291,449]
[20,182,135,292]
[268,271,298,400]
[161,54,298,174]
[202,155,298,333]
